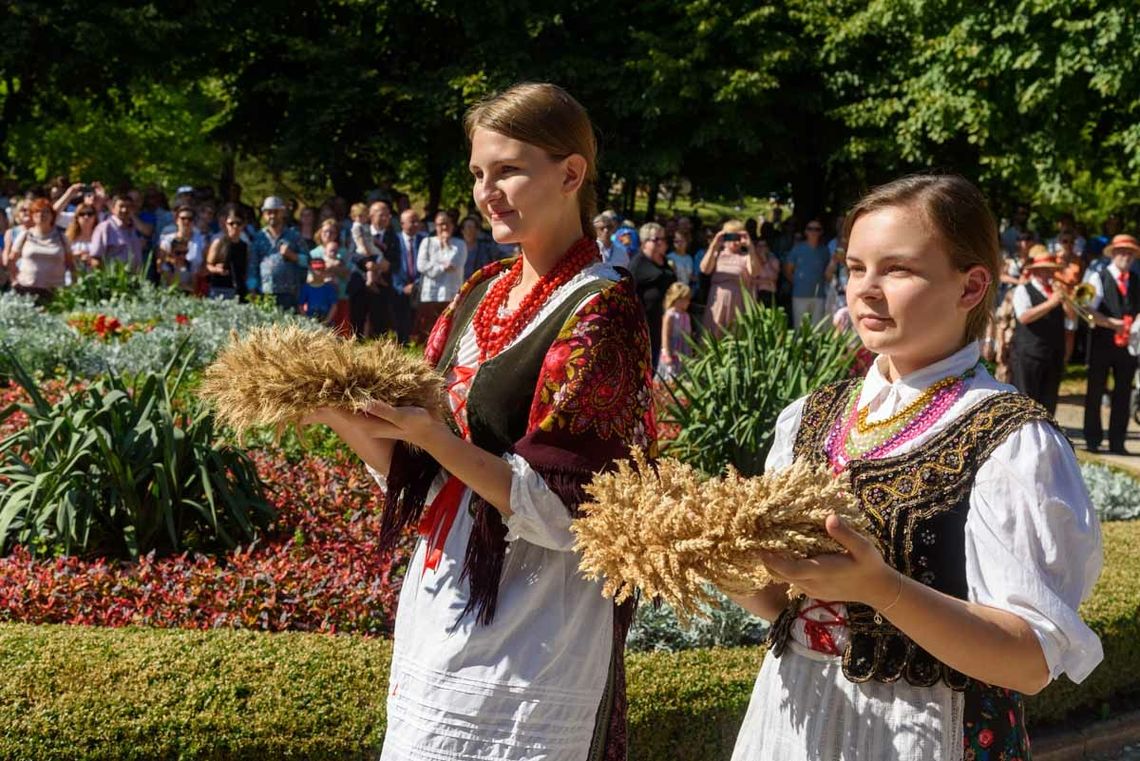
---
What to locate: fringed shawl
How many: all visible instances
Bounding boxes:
[380,256,658,625]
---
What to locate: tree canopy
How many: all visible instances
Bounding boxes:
[4,0,1140,223]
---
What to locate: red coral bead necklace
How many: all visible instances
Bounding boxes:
[473,236,599,361]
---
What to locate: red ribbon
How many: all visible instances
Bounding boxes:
[797,600,849,656]
[417,475,467,576]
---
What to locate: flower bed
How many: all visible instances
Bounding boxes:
[0,449,408,635]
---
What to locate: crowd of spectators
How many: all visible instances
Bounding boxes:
[4,180,1140,451]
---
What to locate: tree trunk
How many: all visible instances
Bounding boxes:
[217,144,236,199]
[425,159,444,220]
[646,177,659,221]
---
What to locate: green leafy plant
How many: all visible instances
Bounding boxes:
[662,294,856,476]
[48,260,157,315]
[0,342,273,559]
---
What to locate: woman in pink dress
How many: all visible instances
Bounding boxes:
[700,219,761,336]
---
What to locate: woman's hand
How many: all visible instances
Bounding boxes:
[361,399,448,449]
[708,230,725,254]
[760,514,898,609]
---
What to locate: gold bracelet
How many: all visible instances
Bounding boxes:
[873,570,904,624]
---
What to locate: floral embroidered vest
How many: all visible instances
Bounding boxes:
[434,275,611,454]
[769,378,1057,691]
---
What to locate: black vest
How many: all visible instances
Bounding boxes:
[1093,268,1140,349]
[434,274,612,453]
[768,381,1057,690]
[1012,283,1065,361]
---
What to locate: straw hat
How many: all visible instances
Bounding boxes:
[1023,245,1060,272]
[1105,234,1140,257]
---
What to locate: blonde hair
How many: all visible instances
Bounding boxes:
[844,174,1000,343]
[349,202,368,219]
[464,82,598,237]
[664,282,692,312]
[721,219,746,234]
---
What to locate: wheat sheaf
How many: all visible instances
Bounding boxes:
[199,325,444,437]
[573,451,869,619]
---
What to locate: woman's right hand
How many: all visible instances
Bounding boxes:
[708,230,725,253]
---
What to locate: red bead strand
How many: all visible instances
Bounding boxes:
[473,237,599,361]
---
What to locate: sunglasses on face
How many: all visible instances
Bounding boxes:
[178,216,194,222]
[77,211,96,218]
[225,220,242,226]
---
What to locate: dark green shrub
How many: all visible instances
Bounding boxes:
[663,294,855,475]
[0,345,273,559]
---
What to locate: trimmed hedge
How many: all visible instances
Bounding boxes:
[1,521,1137,760]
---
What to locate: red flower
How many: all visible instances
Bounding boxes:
[175,314,190,326]
[107,318,122,333]
[978,729,994,748]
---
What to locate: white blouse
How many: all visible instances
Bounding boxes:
[766,342,1103,683]
[377,262,625,761]
[731,342,1103,761]
[417,236,468,303]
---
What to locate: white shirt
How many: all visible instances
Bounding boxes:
[1012,277,1076,330]
[378,261,624,761]
[767,342,1103,684]
[417,236,468,302]
[1084,261,1129,313]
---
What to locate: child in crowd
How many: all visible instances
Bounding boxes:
[350,202,381,290]
[658,281,693,380]
[728,174,1102,761]
[299,243,339,325]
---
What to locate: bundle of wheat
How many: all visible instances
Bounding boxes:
[199,325,444,437]
[573,451,868,619]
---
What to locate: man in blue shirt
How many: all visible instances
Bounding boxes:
[783,218,831,327]
[249,196,308,311]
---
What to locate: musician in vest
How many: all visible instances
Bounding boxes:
[1082,233,1140,454]
[727,175,1102,761]
[1010,246,1075,414]
[302,83,656,761]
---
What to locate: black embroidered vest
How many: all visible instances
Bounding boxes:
[767,379,1058,690]
[433,275,612,454]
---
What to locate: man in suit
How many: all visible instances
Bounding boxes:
[348,200,400,337]
[1083,234,1140,454]
[391,208,425,344]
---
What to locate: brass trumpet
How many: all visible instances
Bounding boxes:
[1056,280,1097,325]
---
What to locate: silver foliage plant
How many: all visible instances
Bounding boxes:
[1080,462,1140,522]
[0,290,306,377]
[626,586,768,652]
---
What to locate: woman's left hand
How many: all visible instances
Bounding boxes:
[760,514,897,608]
[362,399,447,449]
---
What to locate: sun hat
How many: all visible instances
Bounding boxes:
[1105,234,1140,256]
[1023,245,1060,271]
[261,196,287,211]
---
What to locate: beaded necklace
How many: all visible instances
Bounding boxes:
[472,236,599,362]
[825,366,976,472]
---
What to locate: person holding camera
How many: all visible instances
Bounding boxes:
[700,219,761,337]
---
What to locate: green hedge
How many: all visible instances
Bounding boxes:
[1,521,1137,760]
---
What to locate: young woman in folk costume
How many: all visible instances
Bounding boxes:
[304,83,655,761]
[728,175,1103,761]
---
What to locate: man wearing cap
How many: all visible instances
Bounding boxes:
[1083,234,1140,454]
[1011,246,1073,414]
[249,196,308,311]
